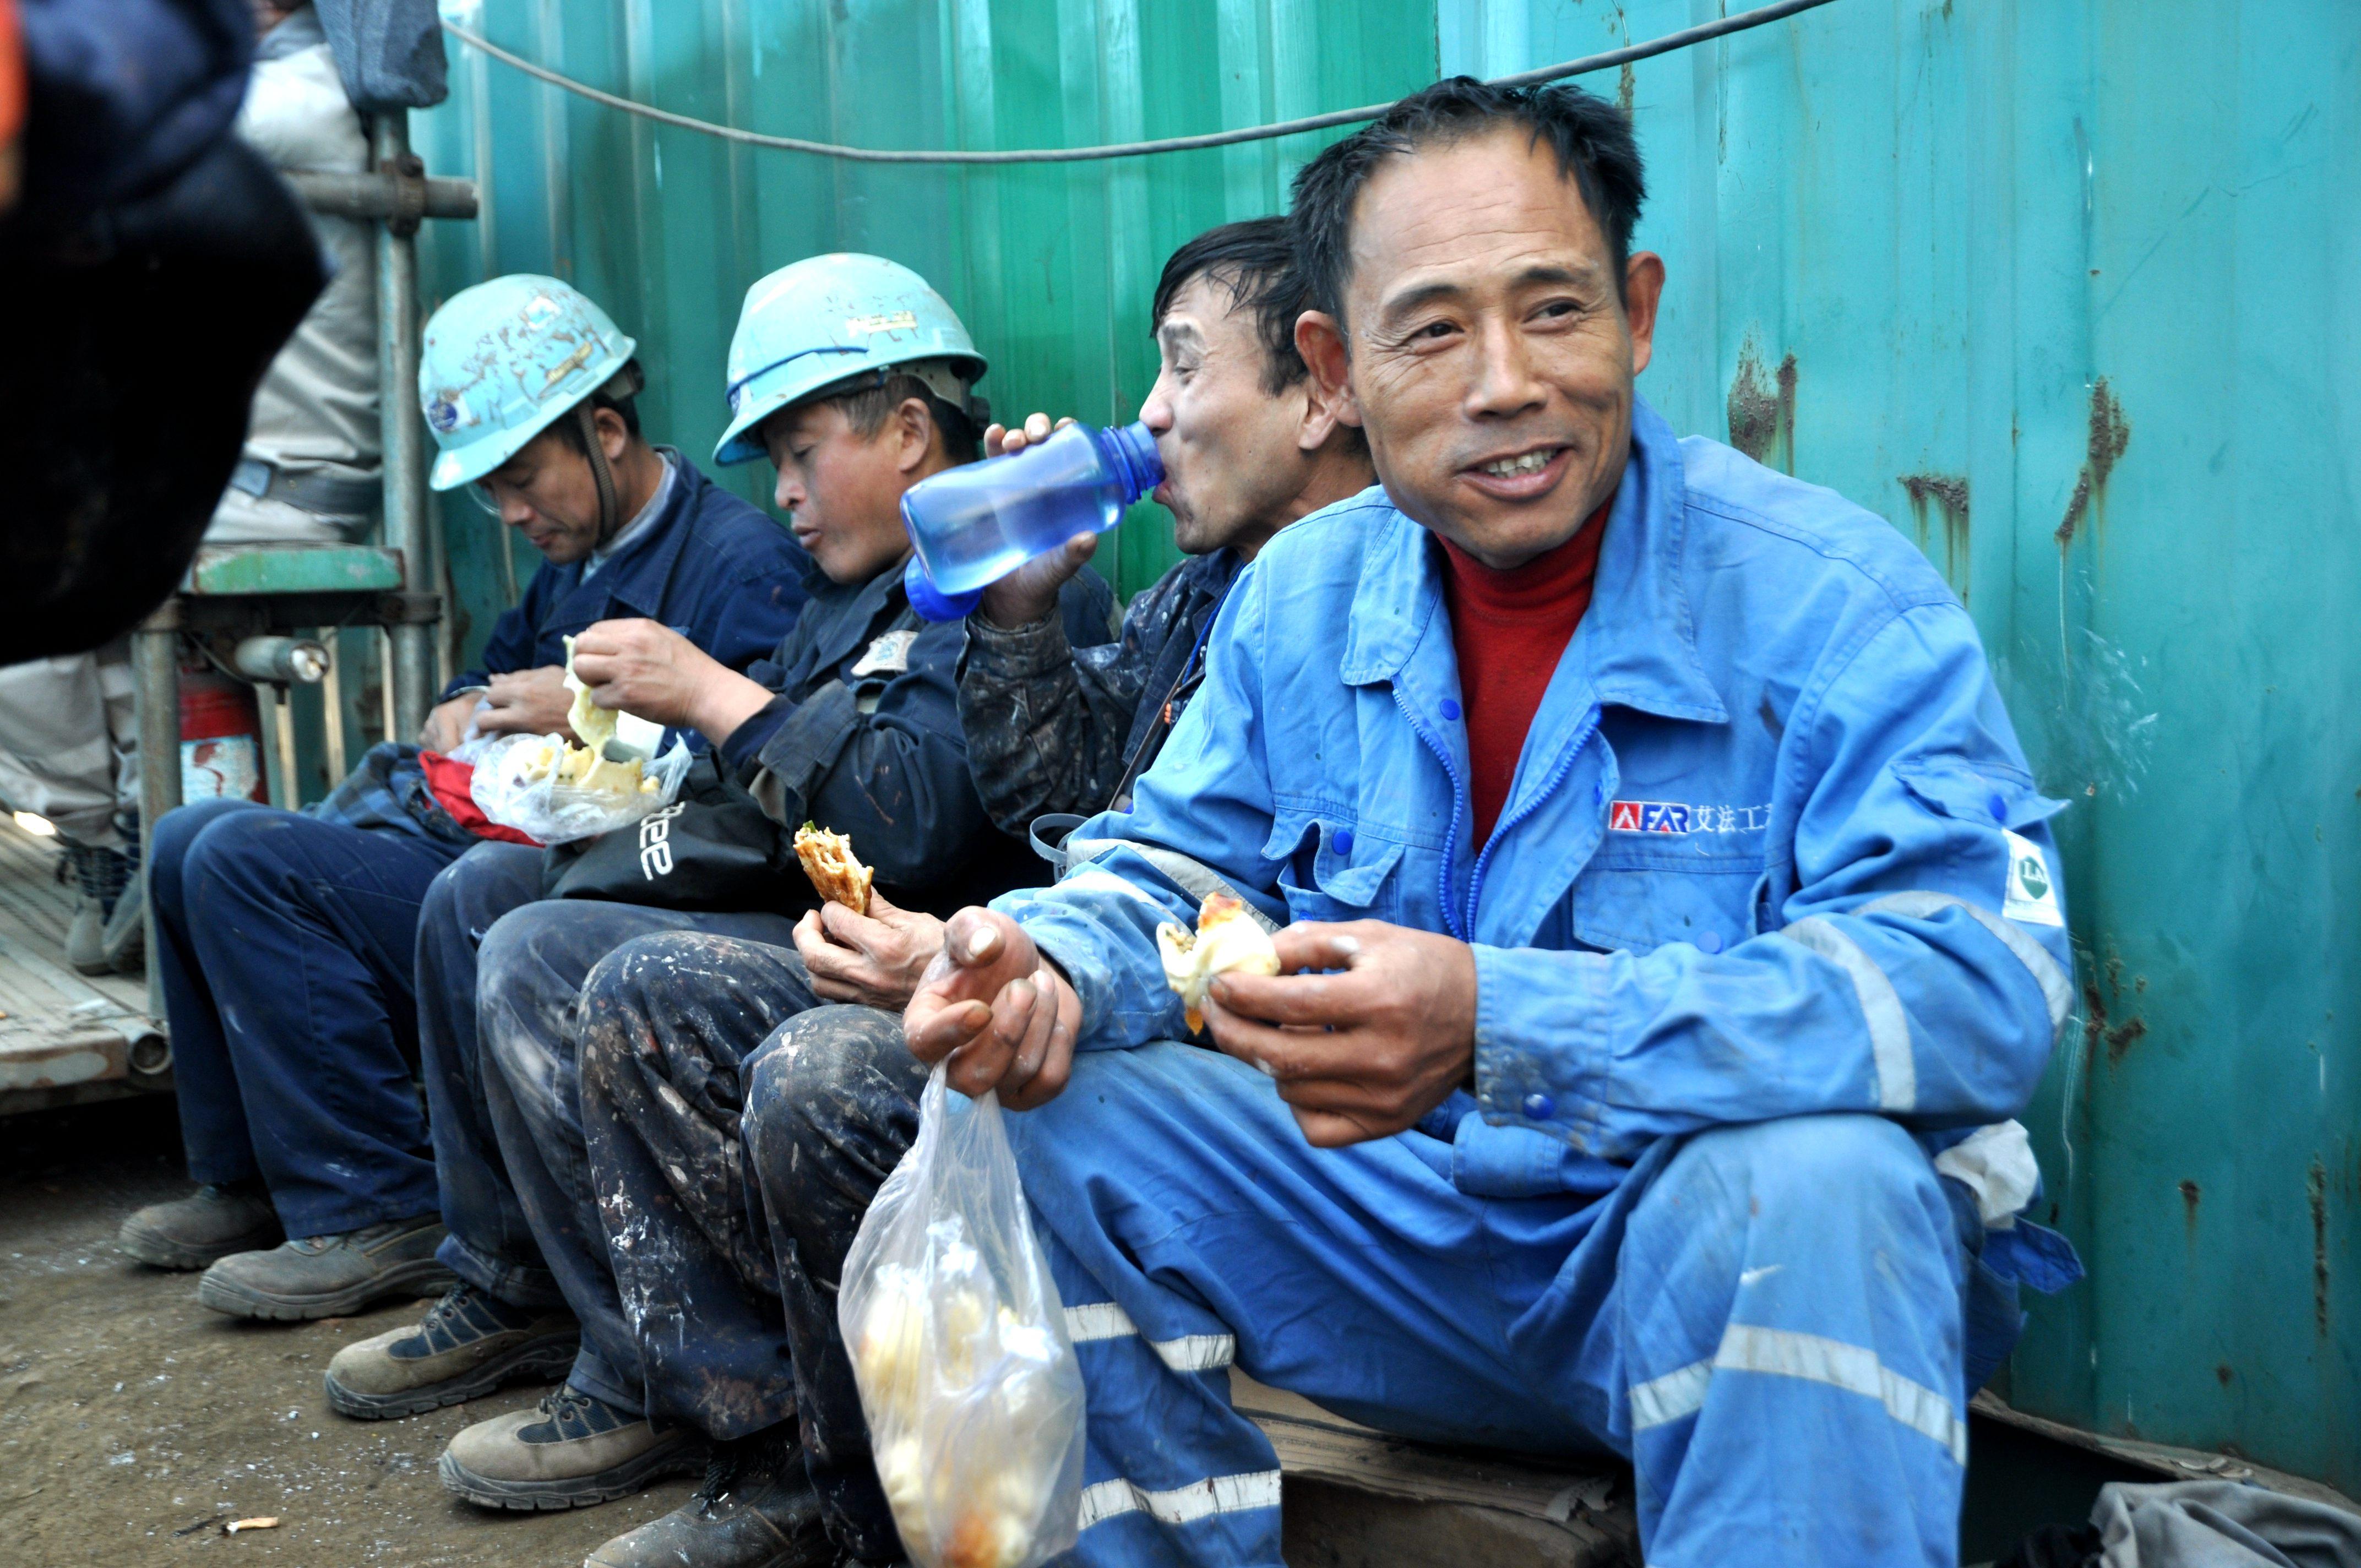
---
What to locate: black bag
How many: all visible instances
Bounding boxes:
[540,753,814,913]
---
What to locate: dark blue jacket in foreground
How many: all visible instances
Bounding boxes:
[445,454,812,696]
[721,554,1116,916]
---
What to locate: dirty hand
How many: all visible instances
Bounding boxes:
[473,667,575,738]
[568,618,771,745]
[1205,920,1478,1148]
[978,413,1096,630]
[793,889,947,1011]
[903,907,1079,1109]
[420,692,481,752]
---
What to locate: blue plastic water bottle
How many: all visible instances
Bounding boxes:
[901,421,1163,597]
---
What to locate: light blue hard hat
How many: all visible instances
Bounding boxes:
[714,253,987,467]
[419,275,639,491]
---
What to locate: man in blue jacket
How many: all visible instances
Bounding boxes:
[317,255,1112,1526]
[897,80,2080,1568]
[117,277,809,1322]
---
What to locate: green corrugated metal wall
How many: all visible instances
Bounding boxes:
[417,0,2361,1488]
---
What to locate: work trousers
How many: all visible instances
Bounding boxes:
[574,931,922,1562]
[151,796,467,1235]
[420,883,796,1418]
[1003,1042,1981,1568]
[0,646,140,848]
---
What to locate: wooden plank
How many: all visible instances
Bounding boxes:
[1231,1373,1638,1566]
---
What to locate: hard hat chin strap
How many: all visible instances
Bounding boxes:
[576,401,621,546]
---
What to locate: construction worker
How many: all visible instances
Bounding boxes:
[0,0,381,976]
[314,254,1113,1530]
[114,275,810,1321]
[895,79,2075,1568]
[549,217,1379,1568]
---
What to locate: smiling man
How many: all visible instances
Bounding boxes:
[902,79,2082,1568]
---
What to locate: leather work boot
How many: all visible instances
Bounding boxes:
[324,1281,579,1420]
[117,1180,283,1270]
[195,1215,455,1321]
[437,1385,706,1511]
[585,1425,831,1567]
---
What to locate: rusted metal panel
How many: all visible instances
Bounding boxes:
[417,0,2361,1487]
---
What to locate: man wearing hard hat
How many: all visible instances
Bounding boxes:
[313,254,1112,1527]
[116,277,811,1324]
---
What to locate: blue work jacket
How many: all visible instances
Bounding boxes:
[444,453,812,696]
[997,400,2076,1197]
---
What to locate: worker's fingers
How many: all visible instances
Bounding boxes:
[1022,411,1053,444]
[1002,968,1060,1096]
[817,898,890,956]
[1000,986,1079,1111]
[1056,532,1101,570]
[1270,922,1372,975]
[1287,1103,1396,1148]
[1204,997,1359,1082]
[1209,965,1368,1029]
[906,994,993,1065]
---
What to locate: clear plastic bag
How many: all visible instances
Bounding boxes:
[841,1064,1086,1568]
[465,730,694,846]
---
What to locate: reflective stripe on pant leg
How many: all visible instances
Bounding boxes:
[1038,1225,1283,1567]
[1629,1324,1968,1465]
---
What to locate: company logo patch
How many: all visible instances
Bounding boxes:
[1609,801,1772,835]
[845,311,918,336]
[2001,828,2064,927]
[427,397,463,433]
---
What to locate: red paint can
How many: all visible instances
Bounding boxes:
[177,666,266,803]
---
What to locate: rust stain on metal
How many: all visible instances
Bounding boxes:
[2104,1014,2147,1064]
[1900,473,1970,600]
[2216,1363,2234,1387]
[1728,340,1798,473]
[2179,1179,2201,1237]
[2055,377,2131,547]
[2310,1156,2331,1336]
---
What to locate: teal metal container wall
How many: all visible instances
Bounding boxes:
[418,0,2361,1487]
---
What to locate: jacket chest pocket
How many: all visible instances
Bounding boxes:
[1266,810,1405,926]
[1570,856,1760,956]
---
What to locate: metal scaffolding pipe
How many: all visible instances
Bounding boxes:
[285,168,477,224]
[372,111,438,743]
[130,620,181,1019]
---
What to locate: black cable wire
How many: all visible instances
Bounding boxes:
[439,0,1842,166]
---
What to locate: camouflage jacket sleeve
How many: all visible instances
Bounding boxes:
[955,569,1184,836]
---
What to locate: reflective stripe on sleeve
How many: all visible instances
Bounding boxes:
[1628,1325,1967,1466]
[1064,1302,1237,1373]
[1780,916,1916,1112]
[1078,1469,1283,1531]
[1861,889,2074,1033]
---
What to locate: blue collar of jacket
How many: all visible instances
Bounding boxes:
[541,450,701,624]
[1337,398,1729,727]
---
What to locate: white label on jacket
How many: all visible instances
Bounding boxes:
[850,630,918,678]
[2001,829,2063,927]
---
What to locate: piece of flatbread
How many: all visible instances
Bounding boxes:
[795,822,874,913]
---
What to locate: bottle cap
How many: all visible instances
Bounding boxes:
[902,554,984,623]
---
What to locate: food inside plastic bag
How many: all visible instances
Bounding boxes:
[841,1066,1085,1568]
[465,638,690,844]
[1157,891,1280,1032]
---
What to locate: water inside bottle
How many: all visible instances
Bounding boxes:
[904,422,1146,594]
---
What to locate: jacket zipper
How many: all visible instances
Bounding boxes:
[1463,705,1602,941]
[1392,686,1472,940]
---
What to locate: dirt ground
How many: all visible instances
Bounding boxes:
[1,1094,693,1568]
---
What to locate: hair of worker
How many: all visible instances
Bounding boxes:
[1152,217,1319,397]
[824,371,985,465]
[1288,78,1647,329]
[545,362,646,455]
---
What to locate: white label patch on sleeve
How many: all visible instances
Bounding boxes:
[2001,829,2064,927]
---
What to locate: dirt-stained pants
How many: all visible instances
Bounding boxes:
[576,931,924,1560]
[432,893,798,1417]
